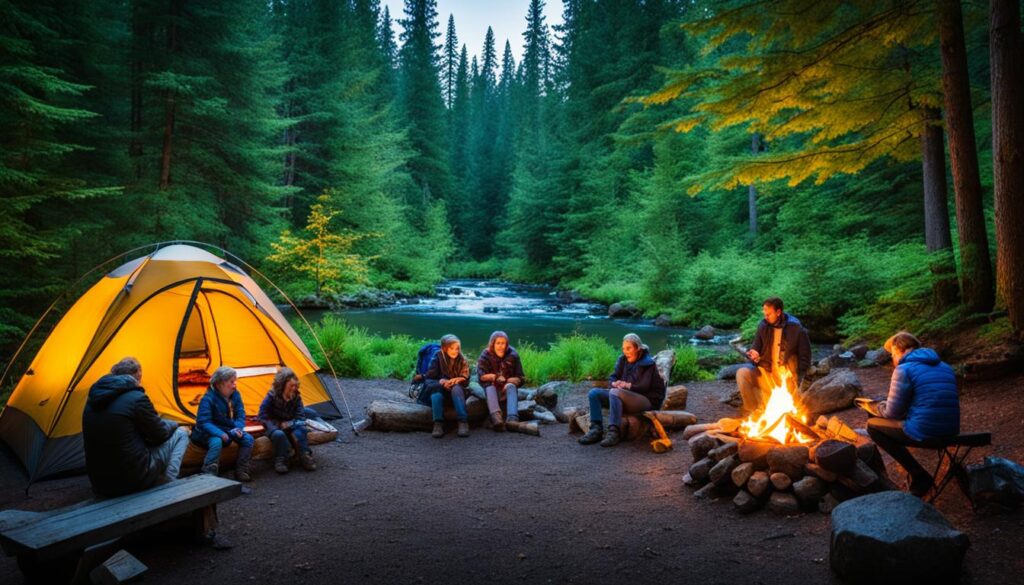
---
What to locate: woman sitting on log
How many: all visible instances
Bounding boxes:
[191,366,255,480]
[579,333,666,447]
[258,367,317,474]
[477,330,525,432]
[425,334,471,438]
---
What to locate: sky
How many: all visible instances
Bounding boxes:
[382,0,564,67]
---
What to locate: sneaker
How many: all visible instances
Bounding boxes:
[490,411,505,432]
[432,422,445,438]
[600,425,622,447]
[300,452,317,471]
[578,422,604,445]
[201,463,219,476]
[457,421,470,437]
[274,457,289,474]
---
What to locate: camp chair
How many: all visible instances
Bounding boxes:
[907,432,992,506]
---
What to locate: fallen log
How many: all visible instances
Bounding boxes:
[649,410,698,430]
[367,398,536,432]
[662,384,688,410]
[683,423,721,441]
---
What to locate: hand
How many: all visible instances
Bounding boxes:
[440,378,450,388]
[747,349,760,363]
[623,381,632,390]
[497,376,506,387]
[221,433,230,442]
[231,428,243,438]
[281,420,292,430]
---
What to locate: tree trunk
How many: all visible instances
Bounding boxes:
[991,0,1024,334]
[938,0,994,313]
[748,133,760,240]
[159,0,181,190]
[920,107,960,309]
[130,5,148,181]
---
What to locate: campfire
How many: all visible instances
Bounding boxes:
[682,368,892,515]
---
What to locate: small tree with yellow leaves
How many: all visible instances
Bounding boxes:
[268,193,370,297]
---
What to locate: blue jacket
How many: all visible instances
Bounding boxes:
[879,348,959,441]
[191,386,246,444]
[609,350,666,409]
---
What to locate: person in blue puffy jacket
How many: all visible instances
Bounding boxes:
[866,331,959,497]
[190,366,254,481]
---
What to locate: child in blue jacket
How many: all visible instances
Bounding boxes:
[190,366,254,481]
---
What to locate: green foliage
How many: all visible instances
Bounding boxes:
[517,334,619,384]
[303,316,425,379]
[671,346,716,384]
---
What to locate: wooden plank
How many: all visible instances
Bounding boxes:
[0,475,241,560]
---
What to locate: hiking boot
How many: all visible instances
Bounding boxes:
[274,457,289,474]
[300,452,317,471]
[235,461,253,482]
[490,411,505,432]
[578,422,604,445]
[908,474,933,498]
[201,463,219,476]
[457,422,470,437]
[432,422,445,438]
[600,425,622,447]
[505,418,520,432]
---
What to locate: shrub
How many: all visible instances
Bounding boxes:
[302,316,425,379]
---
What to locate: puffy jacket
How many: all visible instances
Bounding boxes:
[609,350,666,409]
[190,386,246,444]
[257,388,306,435]
[879,348,959,441]
[425,351,469,384]
[750,313,812,380]
[476,347,526,386]
[82,374,176,497]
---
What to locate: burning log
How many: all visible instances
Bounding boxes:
[683,423,721,441]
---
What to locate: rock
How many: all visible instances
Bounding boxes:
[709,455,740,487]
[818,493,840,514]
[662,384,688,410]
[654,350,675,385]
[768,492,800,515]
[716,363,746,380]
[830,492,970,584]
[681,472,699,487]
[793,476,827,508]
[731,462,755,488]
[838,460,880,493]
[556,290,585,303]
[770,472,792,491]
[856,359,877,368]
[811,439,858,473]
[830,352,855,367]
[482,306,499,313]
[535,382,566,408]
[738,440,772,469]
[682,423,721,440]
[767,445,809,480]
[799,369,862,415]
[608,301,641,318]
[708,442,739,462]
[865,348,891,364]
[692,482,718,500]
[967,456,1024,513]
[806,463,839,483]
[733,490,761,514]
[693,325,716,341]
[688,433,719,462]
[747,471,771,498]
[850,344,869,360]
[654,314,673,327]
[689,458,713,484]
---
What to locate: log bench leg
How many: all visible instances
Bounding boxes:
[193,504,219,541]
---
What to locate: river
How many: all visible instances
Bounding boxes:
[294,280,739,353]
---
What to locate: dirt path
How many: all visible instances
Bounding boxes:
[1,369,1022,585]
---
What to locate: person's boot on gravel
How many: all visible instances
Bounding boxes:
[505,417,520,432]
[457,421,470,437]
[201,463,219,475]
[300,451,317,471]
[600,425,622,447]
[274,457,289,474]
[578,422,604,445]
[432,422,445,438]
[490,411,505,432]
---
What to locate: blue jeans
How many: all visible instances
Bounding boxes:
[426,382,468,422]
[269,423,310,459]
[588,387,652,427]
[197,431,254,468]
[485,384,519,420]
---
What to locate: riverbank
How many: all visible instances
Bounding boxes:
[2,369,1021,585]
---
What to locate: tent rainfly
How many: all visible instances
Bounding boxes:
[0,244,339,482]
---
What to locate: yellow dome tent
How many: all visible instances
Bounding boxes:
[0,244,340,481]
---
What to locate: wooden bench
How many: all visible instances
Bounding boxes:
[907,431,992,506]
[0,474,242,583]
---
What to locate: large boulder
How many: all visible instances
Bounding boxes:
[830,492,970,584]
[608,301,641,318]
[654,349,676,385]
[968,456,1024,513]
[799,369,862,415]
[693,325,716,341]
[717,363,746,380]
[849,344,869,360]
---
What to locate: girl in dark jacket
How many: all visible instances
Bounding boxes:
[258,367,316,474]
[477,330,526,432]
[579,333,666,447]
[424,334,470,438]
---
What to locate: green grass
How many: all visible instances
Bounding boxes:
[302,315,426,379]
[518,334,620,383]
[671,346,717,384]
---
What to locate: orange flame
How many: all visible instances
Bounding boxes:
[739,368,814,444]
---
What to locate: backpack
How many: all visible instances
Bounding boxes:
[409,343,441,404]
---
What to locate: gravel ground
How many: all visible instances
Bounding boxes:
[1,368,1021,585]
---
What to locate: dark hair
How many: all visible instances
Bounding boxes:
[884,331,921,353]
[762,297,784,311]
[111,357,141,377]
[271,367,299,395]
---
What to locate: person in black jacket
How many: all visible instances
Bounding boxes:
[579,333,666,447]
[735,297,811,415]
[258,367,316,474]
[424,334,470,438]
[82,357,188,497]
[476,331,526,432]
